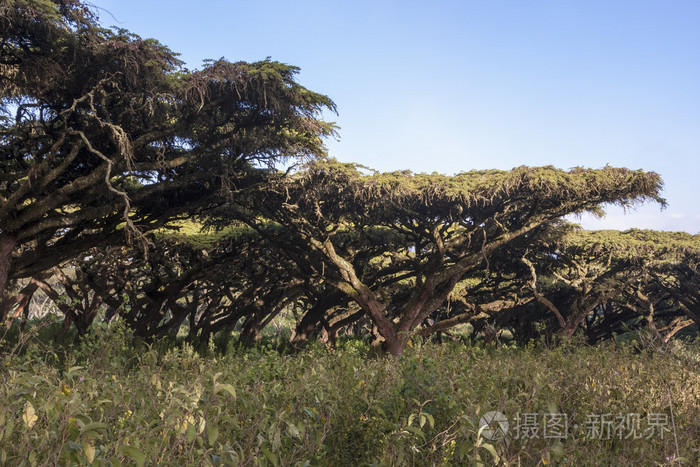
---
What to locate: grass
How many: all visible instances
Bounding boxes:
[0,320,698,466]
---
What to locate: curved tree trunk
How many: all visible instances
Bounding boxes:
[0,280,38,324]
[290,293,343,346]
[239,315,263,344]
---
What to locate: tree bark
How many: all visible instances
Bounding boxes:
[290,293,344,345]
[0,235,17,300]
[290,305,324,345]
[239,315,263,343]
[0,280,38,323]
[383,333,407,357]
[521,255,568,330]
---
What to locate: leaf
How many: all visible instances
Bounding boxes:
[151,374,162,391]
[213,383,236,400]
[550,443,564,459]
[261,448,279,467]
[43,399,56,413]
[83,439,96,463]
[208,426,219,445]
[3,420,14,440]
[23,402,38,428]
[481,443,500,463]
[118,445,145,467]
[476,424,488,444]
[64,441,83,453]
[186,423,196,443]
[272,428,281,451]
[287,422,300,439]
[73,413,92,425]
[81,422,109,436]
[66,366,84,375]
[403,425,425,441]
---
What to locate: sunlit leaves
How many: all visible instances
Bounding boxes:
[22,402,37,428]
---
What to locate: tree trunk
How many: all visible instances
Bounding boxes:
[240,316,262,343]
[564,324,578,338]
[675,300,700,333]
[661,317,694,343]
[0,235,17,300]
[290,294,342,346]
[319,325,337,348]
[383,333,407,357]
[51,315,74,346]
[644,302,662,339]
[0,280,38,323]
[290,312,319,345]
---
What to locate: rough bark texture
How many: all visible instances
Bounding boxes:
[0,235,17,300]
[0,280,39,323]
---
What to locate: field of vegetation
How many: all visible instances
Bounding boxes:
[2,2,700,465]
[1,319,698,466]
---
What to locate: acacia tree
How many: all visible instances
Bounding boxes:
[225,159,664,355]
[642,235,700,336]
[0,0,336,297]
[520,229,657,338]
[34,225,313,343]
[480,228,699,343]
[415,240,538,343]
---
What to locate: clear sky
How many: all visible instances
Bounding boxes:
[97,0,700,233]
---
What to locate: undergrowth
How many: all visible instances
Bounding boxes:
[0,320,698,466]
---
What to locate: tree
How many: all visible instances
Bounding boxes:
[520,228,654,338]
[0,0,336,298]
[32,223,317,344]
[225,159,665,355]
[636,232,700,338]
[487,228,700,343]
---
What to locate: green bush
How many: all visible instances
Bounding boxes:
[0,324,698,465]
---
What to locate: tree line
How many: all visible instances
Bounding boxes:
[1,0,698,356]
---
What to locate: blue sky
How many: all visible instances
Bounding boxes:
[97,0,700,233]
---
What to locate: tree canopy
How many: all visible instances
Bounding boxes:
[0,0,336,295]
[1,0,697,357]
[220,159,665,355]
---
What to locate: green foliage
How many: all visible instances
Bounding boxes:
[551,227,700,261]
[0,0,336,295]
[1,324,698,465]
[153,220,255,250]
[220,158,667,355]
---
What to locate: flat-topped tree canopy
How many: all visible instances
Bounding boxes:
[513,226,700,341]
[534,227,700,259]
[251,160,664,234]
[0,0,336,296]
[225,158,665,355]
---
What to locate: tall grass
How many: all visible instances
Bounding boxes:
[1,321,698,466]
